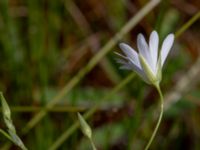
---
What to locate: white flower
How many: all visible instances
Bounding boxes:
[116,30,174,85]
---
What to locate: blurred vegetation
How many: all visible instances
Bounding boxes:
[0,0,200,149]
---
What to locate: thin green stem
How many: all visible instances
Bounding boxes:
[90,138,97,150]
[0,129,27,150]
[175,11,200,38]
[144,84,163,150]
[0,129,12,141]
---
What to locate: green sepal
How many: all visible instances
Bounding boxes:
[156,56,162,84]
[139,55,157,84]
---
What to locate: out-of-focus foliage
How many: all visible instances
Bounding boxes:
[0,0,200,149]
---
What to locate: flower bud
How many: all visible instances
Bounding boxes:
[77,113,92,139]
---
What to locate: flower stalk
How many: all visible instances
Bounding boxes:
[144,84,163,150]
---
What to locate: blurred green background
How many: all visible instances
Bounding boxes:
[0,0,200,149]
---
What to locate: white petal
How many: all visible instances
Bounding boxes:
[119,43,141,68]
[149,31,159,71]
[116,57,150,83]
[137,34,154,71]
[128,61,150,83]
[117,58,132,70]
[116,58,127,65]
[160,33,174,66]
[116,58,138,70]
[119,65,132,70]
[136,69,150,84]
